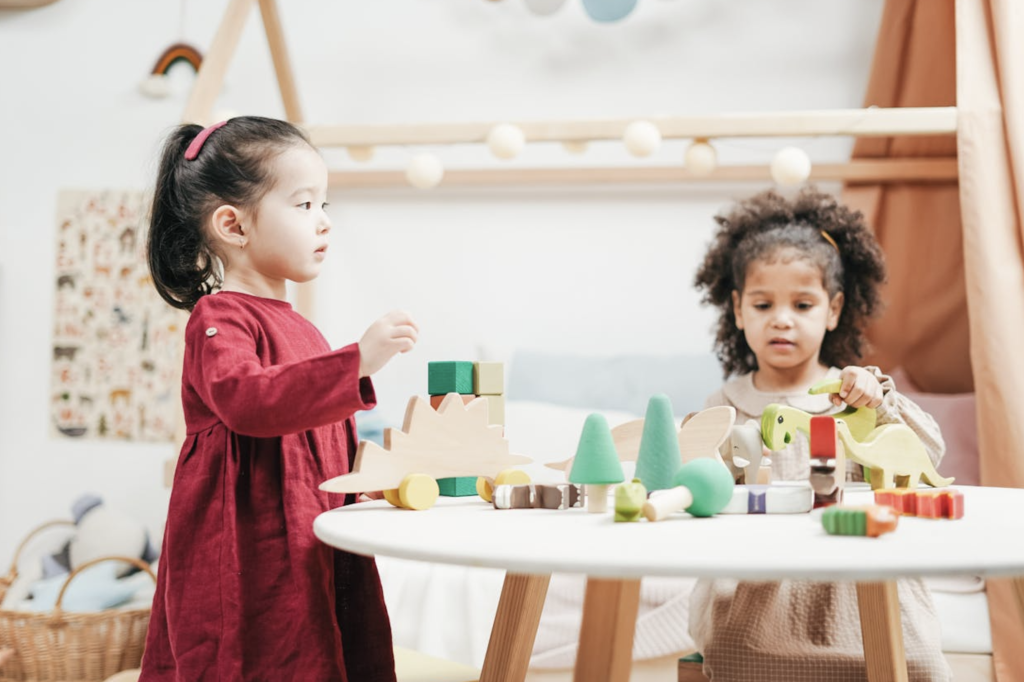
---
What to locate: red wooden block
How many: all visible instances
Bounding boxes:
[915,492,942,518]
[938,489,965,519]
[809,416,837,458]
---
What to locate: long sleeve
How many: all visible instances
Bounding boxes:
[866,366,946,468]
[184,301,375,437]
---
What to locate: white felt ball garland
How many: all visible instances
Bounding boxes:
[685,140,717,177]
[487,123,526,160]
[405,153,444,189]
[623,120,662,157]
[524,0,568,16]
[770,146,812,186]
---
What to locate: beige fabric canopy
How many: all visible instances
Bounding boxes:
[844,0,1024,678]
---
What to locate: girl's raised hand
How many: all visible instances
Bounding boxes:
[833,366,883,409]
[358,310,419,377]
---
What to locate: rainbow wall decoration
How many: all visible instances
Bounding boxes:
[139,42,203,99]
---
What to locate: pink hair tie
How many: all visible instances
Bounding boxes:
[184,121,227,161]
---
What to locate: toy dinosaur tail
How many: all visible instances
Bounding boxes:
[922,465,955,488]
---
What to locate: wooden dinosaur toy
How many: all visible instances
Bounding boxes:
[763,403,954,490]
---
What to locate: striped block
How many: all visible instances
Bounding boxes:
[437,477,479,497]
[822,504,899,537]
[720,482,814,514]
[428,361,474,395]
[873,488,964,519]
[473,361,504,395]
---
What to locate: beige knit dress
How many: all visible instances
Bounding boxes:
[689,366,953,681]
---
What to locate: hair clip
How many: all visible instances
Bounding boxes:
[820,230,840,253]
[184,121,227,161]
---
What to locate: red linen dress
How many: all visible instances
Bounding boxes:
[140,291,396,682]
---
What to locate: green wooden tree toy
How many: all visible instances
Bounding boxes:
[634,394,682,492]
[569,413,625,513]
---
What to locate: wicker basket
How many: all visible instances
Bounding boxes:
[0,521,155,682]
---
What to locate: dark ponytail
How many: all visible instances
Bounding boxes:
[146,116,311,311]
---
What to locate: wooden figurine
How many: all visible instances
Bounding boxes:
[614,478,647,522]
[719,422,771,485]
[492,483,585,510]
[319,394,531,510]
[546,405,736,474]
[634,395,682,492]
[568,414,625,513]
[762,404,954,490]
[821,504,899,538]
[641,459,735,521]
[809,415,845,507]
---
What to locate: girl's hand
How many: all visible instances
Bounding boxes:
[832,366,884,409]
[358,310,419,377]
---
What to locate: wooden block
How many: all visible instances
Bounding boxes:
[809,415,837,458]
[437,476,479,497]
[473,361,504,395]
[483,394,505,426]
[430,393,476,410]
[428,361,474,395]
[821,504,899,537]
[915,491,942,518]
[492,483,584,510]
[939,489,965,519]
[720,482,813,514]
[615,478,647,522]
[678,653,709,682]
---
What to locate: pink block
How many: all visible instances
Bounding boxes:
[809,416,836,458]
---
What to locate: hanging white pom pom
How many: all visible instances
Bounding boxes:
[486,123,526,160]
[582,0,639,22]
[684,140,717,177]
[623,120,661,157]
[524,0,567,16]
[139,74,171,99]
[347,146,375,162]
[770,147,812,186]
[405,153,444,189]
[562,140,589,155]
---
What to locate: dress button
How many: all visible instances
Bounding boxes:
[206,327,217,337]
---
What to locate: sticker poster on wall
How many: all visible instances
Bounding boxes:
[51,190,184,441]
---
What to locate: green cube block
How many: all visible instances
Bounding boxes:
[437,477,479,497]
[428,361,474,395]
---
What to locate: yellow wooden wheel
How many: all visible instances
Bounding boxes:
[479,468,531,502]
[398,474,440,511]
[383,488,404,508]
[476,477,495,503]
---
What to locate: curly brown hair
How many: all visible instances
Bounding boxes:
[695,187,886,377]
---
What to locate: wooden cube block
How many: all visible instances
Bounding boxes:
[430,393,476,410]
[473,361,504,395]
[938,489,965,519]
[428,361,474,395]
[809,416,836,458]
[482,394,505,426]
[437,477,479,497]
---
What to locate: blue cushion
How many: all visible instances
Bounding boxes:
[28,562,137,612]
[507,350,723,416]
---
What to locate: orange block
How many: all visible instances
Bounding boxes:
[873,488,964,519]
[430,394,477,410]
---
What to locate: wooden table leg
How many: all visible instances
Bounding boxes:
[573,578,641,682]
[479,572,550,682]
[856,581,909,682]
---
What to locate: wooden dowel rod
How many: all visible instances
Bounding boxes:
[258,0,304,123]
[182,0,256,125]
[327,159,957,189]
[307,107,956,147]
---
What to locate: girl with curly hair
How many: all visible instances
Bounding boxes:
[689,187,951,681]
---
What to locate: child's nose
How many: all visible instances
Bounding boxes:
[318,216,332,234]
[771,311,793,327]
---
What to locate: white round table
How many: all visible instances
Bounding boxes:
[315,485,1024,682]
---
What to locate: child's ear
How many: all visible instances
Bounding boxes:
[827,292,844,331]
[208,204,247,251]
[731,290,744,329]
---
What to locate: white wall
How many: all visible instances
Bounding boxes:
[0,0,883,566]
